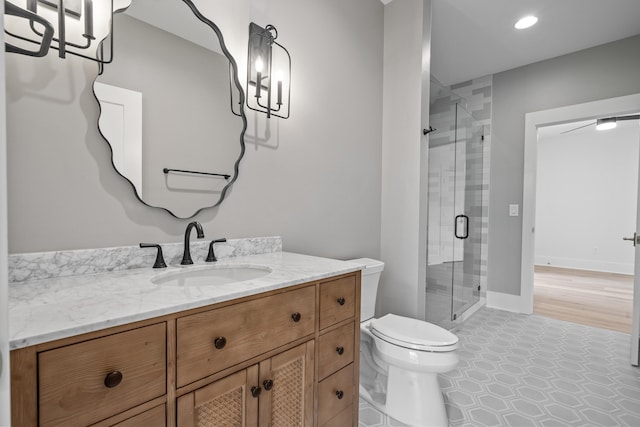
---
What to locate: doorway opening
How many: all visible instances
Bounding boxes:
[532,118,639,333]
[520,93,640,364]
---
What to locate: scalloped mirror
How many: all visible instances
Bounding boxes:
[93,0,246,218]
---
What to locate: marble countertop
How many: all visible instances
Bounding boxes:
[9,251,363,350]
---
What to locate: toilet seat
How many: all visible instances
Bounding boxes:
[370,314,458,352]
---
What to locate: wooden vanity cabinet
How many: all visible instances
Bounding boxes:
[10,271,361,426]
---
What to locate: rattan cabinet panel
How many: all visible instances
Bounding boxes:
[177,342,314,427]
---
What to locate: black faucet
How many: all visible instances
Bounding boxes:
[181,221,205,265]
[140,243,167,268]
[206,238,227,262]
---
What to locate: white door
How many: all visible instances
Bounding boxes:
[629,124,640,366]
[93,82,143,196]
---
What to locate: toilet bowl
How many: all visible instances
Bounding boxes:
[362,315,459,426]
[350,258,459,427]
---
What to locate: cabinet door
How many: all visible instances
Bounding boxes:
[177,366,259,427]
[258,341,315,427]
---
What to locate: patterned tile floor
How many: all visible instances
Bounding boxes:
[359,307,640,427]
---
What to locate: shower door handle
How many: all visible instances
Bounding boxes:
[455,215,469,239]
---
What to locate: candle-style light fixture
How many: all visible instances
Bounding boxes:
[4,0,115,64]
[246,22,290,119]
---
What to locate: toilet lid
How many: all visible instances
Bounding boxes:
[370,314,458,351]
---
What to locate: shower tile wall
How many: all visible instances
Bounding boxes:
[427,75,492,326]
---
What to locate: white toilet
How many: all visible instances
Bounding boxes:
[350,258,459,427]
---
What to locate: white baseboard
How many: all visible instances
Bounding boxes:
[534,256,634,275]
[486,291,529,314]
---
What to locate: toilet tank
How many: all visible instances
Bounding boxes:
[348,258,384,321]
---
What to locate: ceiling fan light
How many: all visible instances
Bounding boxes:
[596,118,617,131]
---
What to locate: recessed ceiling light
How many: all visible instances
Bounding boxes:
[515,15,538,30]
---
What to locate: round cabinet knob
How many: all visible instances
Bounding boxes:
[263,379,274,391]
[104,371,123,388]
[336,390,344,400]
[291,312,301,323]
[214,336,227,349]
[336,346,345,355]
[251,386,262,398]
[337,297,346,306]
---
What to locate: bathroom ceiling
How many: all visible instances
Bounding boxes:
[429,0,640,86]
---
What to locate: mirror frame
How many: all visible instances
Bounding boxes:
[93,0,247,218]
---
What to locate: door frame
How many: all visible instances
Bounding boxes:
[520,94,640,312]
[1,0,12,423]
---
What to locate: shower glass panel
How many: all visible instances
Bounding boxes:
[451,103,482,319]
[426,79,483,328]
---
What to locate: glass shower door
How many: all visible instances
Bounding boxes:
[450,103,482,320]
[426,79,483,327]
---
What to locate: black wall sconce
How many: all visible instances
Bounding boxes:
[4,0,114,64]
[246,22,290,119]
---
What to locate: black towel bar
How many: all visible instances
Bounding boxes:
[163,168,230,180]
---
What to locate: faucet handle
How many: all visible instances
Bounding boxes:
[206,238,227,262]
[140,243,167,268]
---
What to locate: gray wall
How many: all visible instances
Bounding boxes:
[489,34,640,296]
[378,0,430,319]
[5,0,384,261]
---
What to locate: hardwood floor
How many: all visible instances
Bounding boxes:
[534,265,633,333]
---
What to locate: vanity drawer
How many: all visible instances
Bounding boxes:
[38,323,167,427]
[320,275,356,329]
[318,322,354,380]
[317,364,354,426]
[177,285,316,387]
[112,404,166,427]
[323,405,354,427]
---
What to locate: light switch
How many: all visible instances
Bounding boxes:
[509,204,519,217]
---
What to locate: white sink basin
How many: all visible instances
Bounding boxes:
[152,265,272,287]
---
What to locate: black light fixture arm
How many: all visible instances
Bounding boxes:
[4,0,115,64]
[264,24,278,40]
[4,0,54,57]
